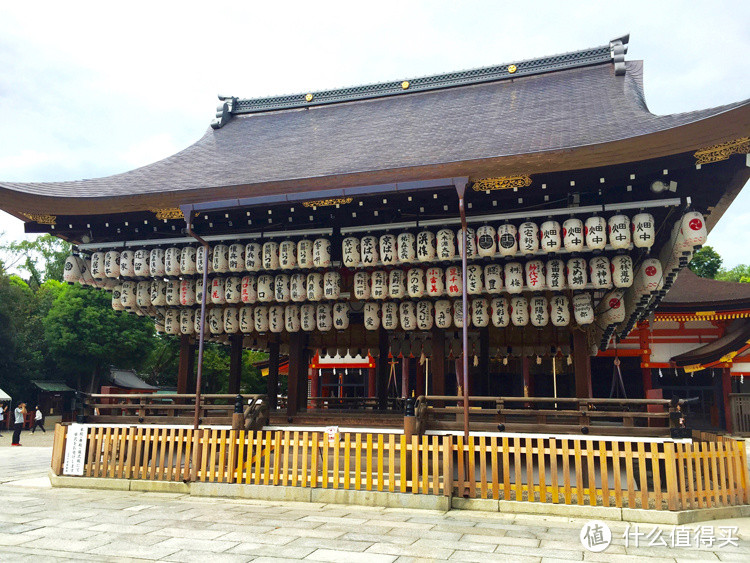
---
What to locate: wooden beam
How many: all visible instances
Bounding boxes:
[287,332,308,418]
[228,333,243,395]
[573,330,592,399]
[176,335,195,394]
[267,341,280,411]
[401,356,410,399]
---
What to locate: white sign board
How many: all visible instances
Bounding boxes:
[63,424,88,476]
[325,425,339,446]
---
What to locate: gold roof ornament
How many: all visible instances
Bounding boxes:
[694,137,750,165]
[21,213,56,225]
[150,208,185,220]
[302,197,353,208]
[401,81,410,90]
[305,93,314,102]
[507,64,517,74]
[472,175,532,191]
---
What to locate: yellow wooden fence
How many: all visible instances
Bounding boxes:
[51,425,749,511]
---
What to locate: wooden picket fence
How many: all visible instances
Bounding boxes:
[52,424,750,511]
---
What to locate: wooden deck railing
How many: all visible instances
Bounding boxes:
[730,394,750,435]
[51,424,749,511]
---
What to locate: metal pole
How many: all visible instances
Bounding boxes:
[457,191,470,442]
[184,214,211,430]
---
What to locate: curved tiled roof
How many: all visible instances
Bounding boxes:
[659,268,750,312]
[1,38,749,216]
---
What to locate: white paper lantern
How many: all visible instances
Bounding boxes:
[208,308,223,334]
[163,280,180,307]
[524,260,545,291]
[371,270,388,300]
[426,267,445,297]
[467,264,483,295]
[397,232,416,264]
[104,250,121,278]
[262,241,279,270]
[212,244,229,273]
[240,306,254,333]
[225,276,242,304]
[90,252,105,280]
[417,230,436,262]
[453,299,469,328]
[111,285,124,311]
[608,215,631,249]
[120,281,137,308]
[566,257,588,290]
[360,235,379,265]
[456,227,477,259]
[471,298,490,328]
[297,240,314,268]
[363,302,381,330]
[120,250,134,278]
[589,256,612,289]
[195,278,205,304]
[254,306,269,333]
[323,271,341,300]
[632,213,655,249]
[635,258,662,293]
[224,307,240,333]
[63,255,82,284]
[407,268,425,298]
[518,222,539,255]
[497,224,518,257]
[179,247,197,276]
[445,265,463,297]
[150,280,167,306]
[274,274,290,303]
[598,289,626,325]
[550,295,570,327]
[545,259,566,290]
[306,272,323,301]
[165,309,180,335]
[436,228,456,260]
[228,244,245,273]
[399,301,417,331]
[164,247,181,277]
[434,300,452,329]
[241,275,258,304]
[389,269,406,299]
[180,309,196,335]
[245,242,262,272]
[562,218,585,252]
[611,255,633,288]
[573,293,594,325]
[510,296,529,326]
[79,258,95,287]
[353,271,371,300]
[210,278,226,305]
[279,240,297,270]
[382,302,399,330]
[257,274,274,302]
[417,301,433,330]
[196,246,213,275]
[300,304,316,331]
[585,216,607,251]
[137,281,152,307]
[503,262,524,294]
[483,264,502,294]
[342,237,361,267]
[133,249,150,278]
[285,305,301,333]
[680,212,707,249]
[491,297,509,327]
[290,273,306,302]
[194,309,208,335]
[529,295,549,327]
[476,225,497,257]
[312,238,331,268]
[540,221,562,253]
[316,303,332,331]
[269,305,284,333]
[333,301,350,330]
[179,279,196,306]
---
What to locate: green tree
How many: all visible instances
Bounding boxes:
[0,234,71,287]
[716,264,750,283]
[689,246,723,279]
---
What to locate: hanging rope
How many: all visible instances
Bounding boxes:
[609,340,628,399]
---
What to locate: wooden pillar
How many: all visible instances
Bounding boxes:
[367,367,376,398]
[431,328,446,399]
[573,329,592,399]
[401,356,410,398]
[286,332,307,418]
[722,367,733,432]
[478,327,490,396]
[267,341,280,411]
[228,333,243,395]
[177,335,195,394]
[639,321,652,394]
[415,360,425,398]
[376,327,389,410]
[311,368,321,406]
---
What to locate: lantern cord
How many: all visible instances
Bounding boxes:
[609,343,627,399]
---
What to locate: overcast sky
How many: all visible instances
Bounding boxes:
[1,1,748,265]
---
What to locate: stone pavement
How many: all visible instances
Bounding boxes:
[1,441,750,562]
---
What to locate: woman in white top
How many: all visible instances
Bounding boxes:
[32,406,45,434]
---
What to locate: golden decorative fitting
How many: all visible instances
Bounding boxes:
[472,175,532,191]
[302,197,353,208]
[694,137,750,165]
[21,213,56,225]
[305,93,314,102]
[401,81,410,90]
[149,208,184,220]
[507,64,517,74]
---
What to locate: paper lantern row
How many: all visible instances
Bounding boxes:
[154,293,606,336]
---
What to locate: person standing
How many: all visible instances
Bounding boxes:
[32,406,45,433]
[11,402,26,446]
[0,403,5,438]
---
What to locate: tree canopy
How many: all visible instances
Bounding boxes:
[688,246,723,279]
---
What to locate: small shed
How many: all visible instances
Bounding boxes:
[32,381,76,418]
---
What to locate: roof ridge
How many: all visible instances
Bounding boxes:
[210,35,629,128]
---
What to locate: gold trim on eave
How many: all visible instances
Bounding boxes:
[472,175,532,191]
[694,137,750,165]
[655,311,750,322]
[21,213,56,225]
[150,208,185,220]
[302,197,353,208]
